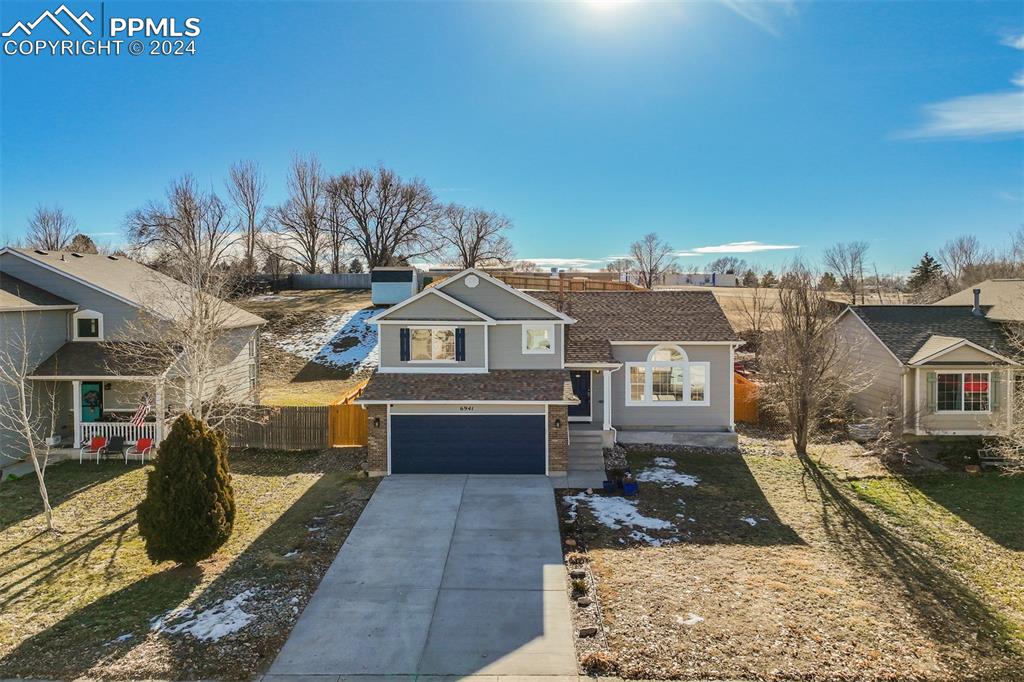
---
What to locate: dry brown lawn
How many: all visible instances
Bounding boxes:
[0,450,377,680]
[559,434,1023,681]
[237,289,377,406]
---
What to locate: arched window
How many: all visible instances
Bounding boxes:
[625,344,709,406]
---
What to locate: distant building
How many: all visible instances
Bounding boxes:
[632,272,739,287]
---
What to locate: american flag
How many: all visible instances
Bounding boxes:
[130,399,151,427]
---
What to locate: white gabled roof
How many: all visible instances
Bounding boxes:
[436,268,575,323]
[368,286,496,324]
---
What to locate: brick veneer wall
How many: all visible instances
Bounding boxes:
[365,404,388,475]
[547,405,568,475]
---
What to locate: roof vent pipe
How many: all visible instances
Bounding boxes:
[972,288,983,316]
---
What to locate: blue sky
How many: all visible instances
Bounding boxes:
[1,0,1022,272]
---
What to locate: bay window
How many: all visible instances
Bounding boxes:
[625,344,710,406]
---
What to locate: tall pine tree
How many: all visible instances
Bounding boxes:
[907,252,943,291]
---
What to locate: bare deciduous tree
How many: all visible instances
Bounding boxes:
[629,233,674,289]
[513,260,538,272]
[272,155,327,274]
[323,182,348,274]
[706,256,747,274]
[127,174,236,272]
[938,234,989,290]
[993,324,1024,470]
[736,265,775,361]
[759,264,856,456]
[27,205,76,251]
[823,241,869,304]
[329,166,438,269]
[0,313,60,530]
[605,258,634,278]
[434,204,514,268]
[226,160,267,274]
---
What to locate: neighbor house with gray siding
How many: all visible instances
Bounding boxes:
[0,247,264,459]
[837,297,1019,438]
[356,268,741,482]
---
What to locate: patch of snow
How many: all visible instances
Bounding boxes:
[307,525,323,533]
[653,457,677,467]
[741,517,758,526]
[628,530,679,546]
[151,590,258,642]
[265,308,379,373]
[105,633,134,646]
[564,493,674,531]
[283,550,300,558]
[636,467,700,487]
[676,613,704,626]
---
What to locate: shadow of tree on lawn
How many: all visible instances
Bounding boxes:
[798,453,1022,675]
[0,463,375,680]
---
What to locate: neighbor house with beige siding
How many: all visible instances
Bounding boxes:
[837,297,1019,438]
[356,268,741,485]
[0,247,264,458]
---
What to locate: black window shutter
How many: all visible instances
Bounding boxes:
[455,328,466,361]
[400,328,410,361]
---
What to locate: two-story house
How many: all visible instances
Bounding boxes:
[0,247,264,458]
[356,268,741,480]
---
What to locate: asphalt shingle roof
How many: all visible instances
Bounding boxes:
[533,291,740,363]
[29,342,170,377]
[3,248,265,329]
[359,369,576,403]
[0,274,75,311]
[934,279,1024,322]
[848,305,1016,364]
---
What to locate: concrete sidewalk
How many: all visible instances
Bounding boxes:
[269,474,577,677]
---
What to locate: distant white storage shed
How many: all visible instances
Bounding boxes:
[371,266,419,305]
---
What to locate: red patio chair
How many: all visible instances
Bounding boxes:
[124,437,155,465]
[80,436,106,464]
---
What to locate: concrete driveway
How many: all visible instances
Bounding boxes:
[268,474,577,677]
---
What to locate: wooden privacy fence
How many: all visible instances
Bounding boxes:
[328,379,369,446]
[734,372,759,424]
[493,274,644,292]
[222,406,329,450]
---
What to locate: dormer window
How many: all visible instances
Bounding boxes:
[73,310,103,341]
[522,323,554,354]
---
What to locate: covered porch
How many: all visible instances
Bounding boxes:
[27,342,169,449]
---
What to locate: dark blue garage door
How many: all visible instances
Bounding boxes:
[391,414,546,474]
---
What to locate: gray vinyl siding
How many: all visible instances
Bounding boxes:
[0,253,142,336]
[378,324,486,370]
[609,344,732,430]
[487,324,564,370]
[0,309,70,457]
[378,294,484,321]
[205,326,259,403]
[442,276,560,320]
[837,313,904,418]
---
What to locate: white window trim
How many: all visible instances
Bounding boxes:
[407,325,458,363]
[522,322,555,355]
[625,361,710,406]
[934,370,992,414]
[72,309,104,341]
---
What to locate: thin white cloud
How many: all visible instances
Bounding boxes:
[524,257,607,269]
[718,0,797,37]
[1001,33,1024,50]
[902,90,1024,140]
[901,38,1024,140]
[674,241,800,256]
